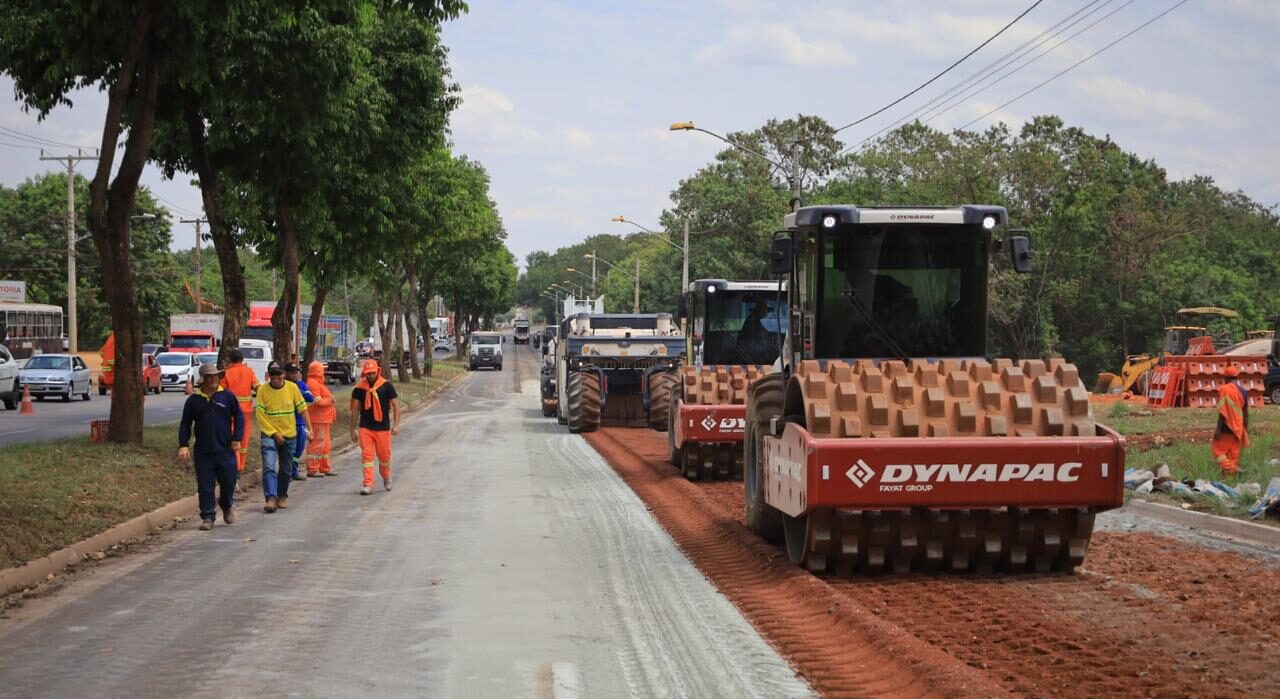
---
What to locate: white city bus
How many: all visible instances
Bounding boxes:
[0,302,65,360]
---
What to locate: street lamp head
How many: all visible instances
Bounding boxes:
[584,253,595,259]
[669,121,695,131]
[566,267,577,273]
[611,215,625,222]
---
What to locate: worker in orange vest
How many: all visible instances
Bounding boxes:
[1211,366,1250,476]
[220,349,259,473]
[305,361,337,477]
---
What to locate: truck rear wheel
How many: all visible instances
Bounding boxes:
[744,373,785,545]
[647,371,677,431]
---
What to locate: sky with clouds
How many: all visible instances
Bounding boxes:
[1,0,1276,266]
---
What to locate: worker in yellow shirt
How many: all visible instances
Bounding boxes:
[255,361,311,513]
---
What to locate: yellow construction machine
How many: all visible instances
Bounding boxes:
[1093,307,1238,395]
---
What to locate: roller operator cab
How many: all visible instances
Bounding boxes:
[660,280,788,481]
[744,205,1125,575]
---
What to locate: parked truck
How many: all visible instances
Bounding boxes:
[169,314,223,354]
[245,303,358,383]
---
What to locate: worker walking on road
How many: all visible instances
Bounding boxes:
[178,363,245,531]
[256,361,311,513]
[305,361,337,477]
[1212,365,1250,476]
[220,349,259,474]
[351,359,399,496]
[285,363,315,481]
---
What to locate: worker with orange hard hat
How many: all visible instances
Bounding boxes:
[350,359,400,495]
[1211,365,1250,476]
[305,361,337,477]
[220,349,259,473]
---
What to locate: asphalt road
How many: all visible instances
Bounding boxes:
[0,338,811,698]
[0,388,189,447]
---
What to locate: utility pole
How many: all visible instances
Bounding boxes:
[633,258,641,313]
[40,149,98,355]
[789,141,802,210]
[681,219,690,334]
[590,250,597,298]
[180,218,207,312]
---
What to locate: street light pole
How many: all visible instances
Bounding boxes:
[634,258,640,313]
[181,218,208,312]
[670,121,804,209]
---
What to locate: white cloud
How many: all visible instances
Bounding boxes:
[549,186,586,203]
[697,24,856,68]
[1071,76,1235,130]
[560,126,594,149]
[544,162,576,177]
[453,84,541,151]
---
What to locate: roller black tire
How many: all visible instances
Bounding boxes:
[1270,384,1280,406]
[648,371,677,431]
[744,373,785,545]
[566,371,602,434]
[666,386,683,466]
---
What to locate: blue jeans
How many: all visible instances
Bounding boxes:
[292,425,308,475]
[261,435,298,500]
[194,451,238,520]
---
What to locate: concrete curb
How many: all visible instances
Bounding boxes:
[0,369,468,598]
[1127,498,1280,547]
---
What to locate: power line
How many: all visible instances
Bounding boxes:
[958,0,1190,130]
[845,0,1121,153]
[0,140,44,151]
[832,0,1045,134]
[920,0,1136,127]
[154,194,201,217]
[0,125,96,150]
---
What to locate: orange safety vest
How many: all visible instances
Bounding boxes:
[307,362,337,424]
[221,363,258,407]
[1216,382,1250,447]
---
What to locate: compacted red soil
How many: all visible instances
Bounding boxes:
[586,427,1280,699]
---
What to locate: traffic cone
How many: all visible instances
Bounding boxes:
[19,384,34,415]
[184,377,193,395]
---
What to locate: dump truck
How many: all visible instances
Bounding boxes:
[656,280,787,480]
[513,317,531,344]
[245,303,358,383]
[556,313,684,433]
[744,205,1126,574]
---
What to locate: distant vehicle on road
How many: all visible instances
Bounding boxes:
[469,332,503,371]
[170,314,223,354]
[513,317,531,344]
[18,353,92,402]
[0,302,64,360]
[141,343,168,357]
[157,352,199,391]
[433,337,452,353]
[195,351,220,367]
[0,344,18,409]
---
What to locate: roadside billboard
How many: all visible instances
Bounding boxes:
[0,280,26,303]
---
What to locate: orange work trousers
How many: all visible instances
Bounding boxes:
[235,409,254,473]
[306,423,333,476]
[360,428,392,487]
[1211,431,1242,476]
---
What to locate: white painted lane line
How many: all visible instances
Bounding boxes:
[0,429,34,437]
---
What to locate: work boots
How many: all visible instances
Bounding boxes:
[264,497,277,513]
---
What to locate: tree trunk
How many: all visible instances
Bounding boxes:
[303,281,328,369]
[182,91,245,366]
[453,292,465,360]
[392,301,409,383]
[89,9,159,444]
[271,198,300,364]
[417,277,433,377]
[402,267,421,380]
[376,301,394,380]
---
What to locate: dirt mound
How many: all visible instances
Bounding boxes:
[588,427,1280,698]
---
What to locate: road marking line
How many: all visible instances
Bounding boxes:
[0,429,34,437]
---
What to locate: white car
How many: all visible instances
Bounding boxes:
[18,353,92,402]
[0,345,18,410]
[157,351,200,391]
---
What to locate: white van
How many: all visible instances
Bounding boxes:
[237,339,274,381]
